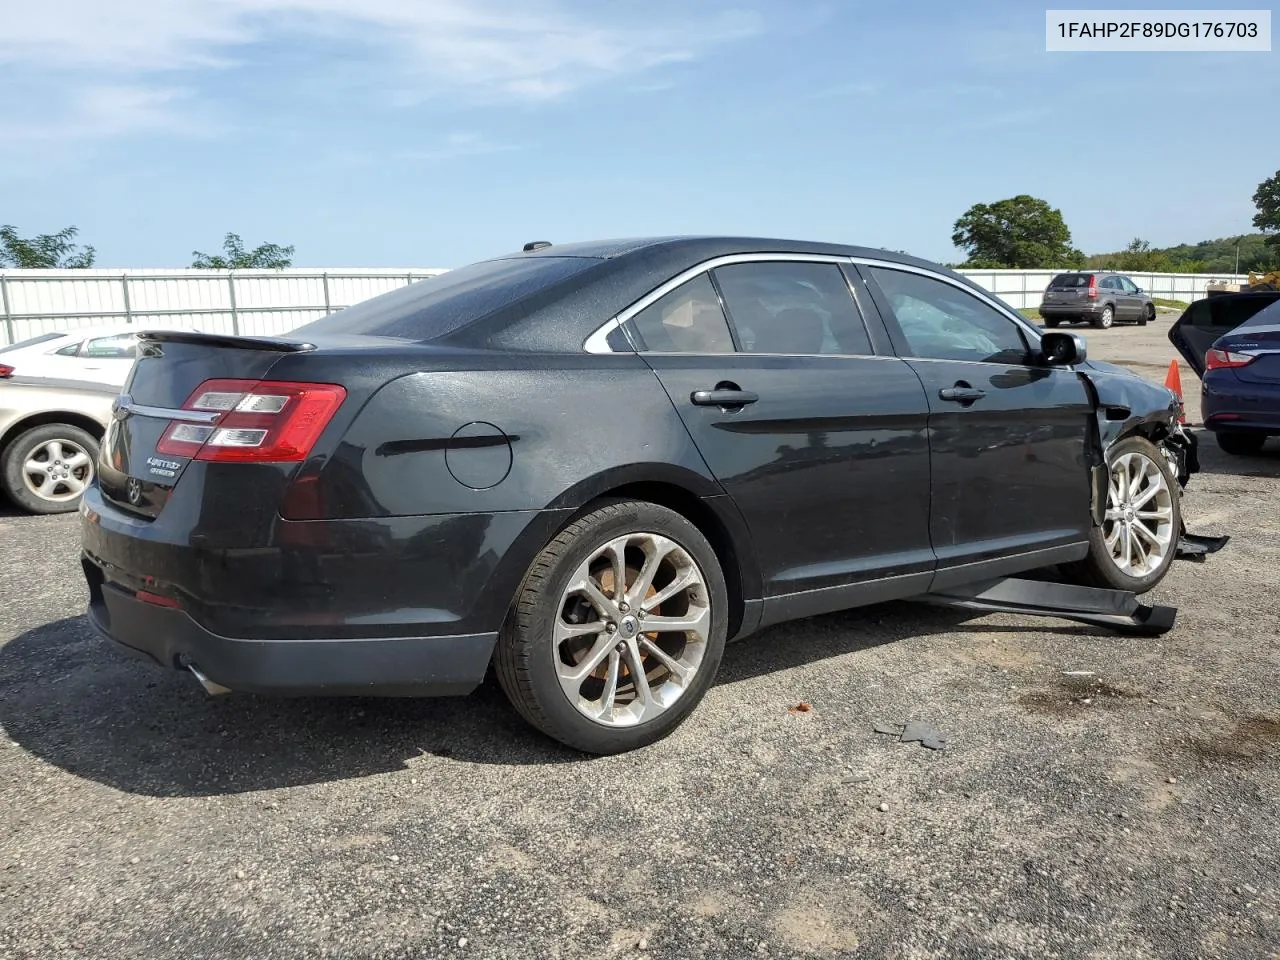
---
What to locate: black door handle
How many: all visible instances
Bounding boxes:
[939,385,986,403]
[691,388,759,407]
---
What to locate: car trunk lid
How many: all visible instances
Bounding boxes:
[1219,323,1280,384]
[99,331,317,518]
[1167,294,1280,378]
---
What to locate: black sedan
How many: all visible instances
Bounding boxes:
[81,237,1195,754]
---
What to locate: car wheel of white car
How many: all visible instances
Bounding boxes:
[1,423,100,515]
[1061,435,1181,594]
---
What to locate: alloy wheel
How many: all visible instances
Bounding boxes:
[1103,451,1174,576]
[21,438,94,503]
[553,532,711,727]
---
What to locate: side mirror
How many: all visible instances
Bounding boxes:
[1041,331,1087,366]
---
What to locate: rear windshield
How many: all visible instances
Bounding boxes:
[1185,294,1280,330]
[0,331,65,355]
[292,256,599,341]
[1048,274,1092,289]
[1238,297,1280,331]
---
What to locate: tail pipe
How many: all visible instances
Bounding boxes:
[186,661,232,696]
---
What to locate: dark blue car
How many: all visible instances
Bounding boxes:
[1170,291,1280,455]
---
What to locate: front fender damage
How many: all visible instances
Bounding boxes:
[1076,366,1226,563]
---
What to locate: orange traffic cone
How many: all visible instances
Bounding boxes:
[1164,359,1186,424]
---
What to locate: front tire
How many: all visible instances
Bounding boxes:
[1092,305,1115,329]
[495,499,728,754]
[1062,436,1180,594]
[1,423,99,515]
[1215,432,1267,456]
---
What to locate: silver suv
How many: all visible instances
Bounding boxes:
[1039,271,1155,329]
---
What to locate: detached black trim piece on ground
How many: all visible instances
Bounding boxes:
[915,577,1177,636]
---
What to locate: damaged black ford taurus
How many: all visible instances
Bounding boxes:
[81,237,1198,753]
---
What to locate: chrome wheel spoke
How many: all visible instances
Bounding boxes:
[622,640,654,714]
[59,475,87,496]
[1131,522,1161,548]
[597,650,621,720]
[575,578,618,620]
[1136,507,1170,521]
[639,637,690,685]
[638,607,710,637]
[557,630,616,686]
[625,536,675,608]
[1132,483,1161,509]
[64,451,91,470]
[640,567,696,612]
[23,459,46,478]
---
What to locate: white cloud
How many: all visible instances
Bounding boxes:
[0,84,217,143]
[0,1,763,143]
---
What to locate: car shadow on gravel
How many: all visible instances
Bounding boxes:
[0,602,1108,798]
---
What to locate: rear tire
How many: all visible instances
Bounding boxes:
[1044,319,1061,328]
[1092,305,1115,329]
[1,423,99,515]
[1061,436,1180,594]
[495,499,728,754]
[1139,305,1153,326]
[1215,432,1267,456]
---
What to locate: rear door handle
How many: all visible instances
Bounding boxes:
[691,388,759,407]
[939,386,986,403]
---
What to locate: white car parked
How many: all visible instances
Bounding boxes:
[0,324,187,388]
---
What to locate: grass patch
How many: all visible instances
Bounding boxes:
[1153,298,1189,310]
[1018,308,1042,319]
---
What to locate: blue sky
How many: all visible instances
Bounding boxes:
[1,0,1276,268]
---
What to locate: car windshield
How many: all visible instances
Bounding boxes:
[0,332,66,355]
[292,256,600,341]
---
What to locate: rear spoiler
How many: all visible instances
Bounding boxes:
[136,330,316,353]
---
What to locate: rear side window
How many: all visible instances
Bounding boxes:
[1049,274,1090,289]
[292,256,599,341]
[713,261,872,355]
[629,274,734,353]
[0,332,65,355]
[83,334,139,358]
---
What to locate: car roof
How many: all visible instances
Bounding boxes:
[438,235,977,352]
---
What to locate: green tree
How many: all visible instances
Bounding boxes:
[1253,169,1280,254]
[951,195,1082,268]
[1106,238,1175,273]
[192,232,294,269]
[0,224,96,268]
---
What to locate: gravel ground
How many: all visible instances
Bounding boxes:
[1,321,1277,960]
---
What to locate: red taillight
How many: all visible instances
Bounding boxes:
[1086,275,1098,299]
[1205,348,1256,371]
[0,363,13,378]
[156,378,346,462]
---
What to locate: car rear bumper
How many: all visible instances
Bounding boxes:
[79,482,572,695]
[1202,377,1280,435]
[1039,303,1104,319]
[84,557,498,695]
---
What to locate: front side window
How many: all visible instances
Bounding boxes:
[869,267,1029,364]
[713,261,871,356]
[628,274,734,353]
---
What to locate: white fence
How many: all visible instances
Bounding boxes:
[958,269,1250,310]
[0,265,1252,347]
[0,268,447,346]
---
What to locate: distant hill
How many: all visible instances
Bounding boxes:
[1086,233,1277,274]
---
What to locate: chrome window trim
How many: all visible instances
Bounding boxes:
[582,253,856,354]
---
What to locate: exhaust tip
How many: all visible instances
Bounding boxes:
[187,662,232,696]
